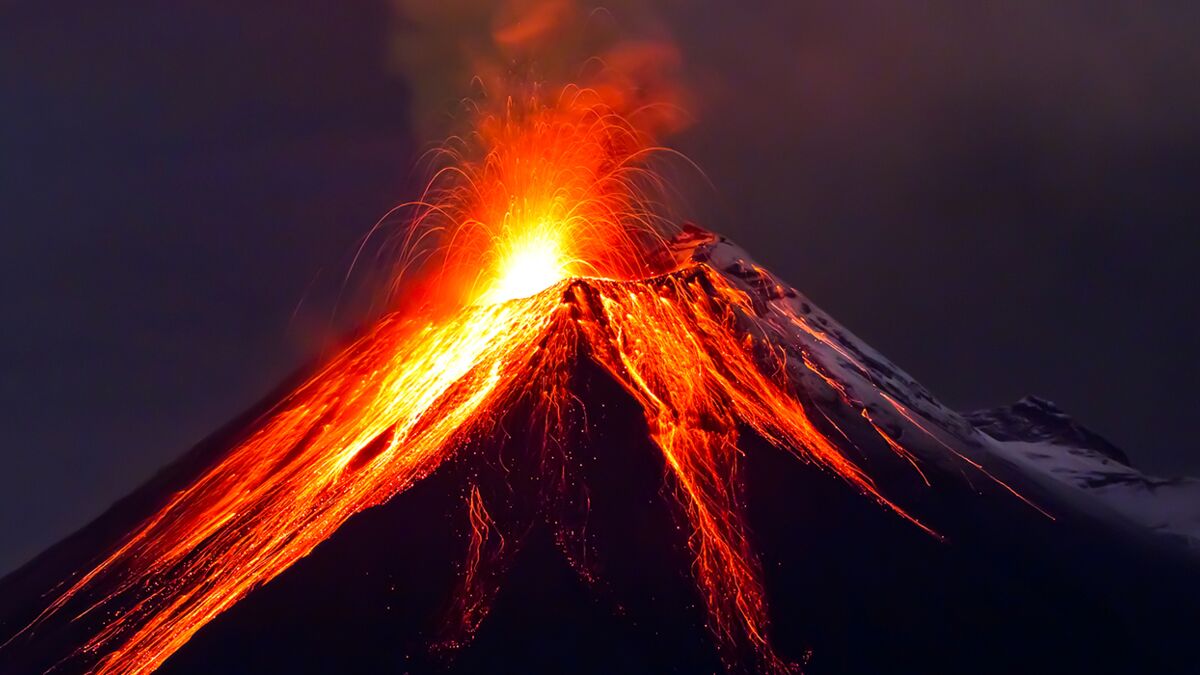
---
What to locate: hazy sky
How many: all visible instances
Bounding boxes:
[1,1,1197,575]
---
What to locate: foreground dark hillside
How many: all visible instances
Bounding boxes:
[4,355,1196,675]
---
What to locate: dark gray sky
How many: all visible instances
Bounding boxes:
[1,1,1197,575]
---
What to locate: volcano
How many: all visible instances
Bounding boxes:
[1,226,1196,675]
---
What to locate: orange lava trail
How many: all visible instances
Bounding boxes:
[879,392,1055,520]
[27,294,563,675]
[438,484,507,651]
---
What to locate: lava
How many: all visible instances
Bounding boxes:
[4,83,1041,675]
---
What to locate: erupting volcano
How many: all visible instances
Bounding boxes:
[3,53,1199,675]
[2,85,933,674]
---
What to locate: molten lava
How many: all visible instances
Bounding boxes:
[4,85,1044,675]
[484,229,566,302]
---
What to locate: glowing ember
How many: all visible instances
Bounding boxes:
[2,82,1045,675]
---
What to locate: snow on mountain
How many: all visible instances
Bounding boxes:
[683,227,1199,551]
[966,397,1200,549]
[681,226,978,445]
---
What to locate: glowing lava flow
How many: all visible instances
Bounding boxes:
[15,265,945,675]
[6,88,1041,675]
[569,270,939,674]
[22,292,565,675]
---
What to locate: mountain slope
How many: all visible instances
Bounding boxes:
[967,396,1200,548]
[1,227,1196,675]
[693,229,1197,552]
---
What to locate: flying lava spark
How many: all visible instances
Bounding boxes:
[2,80,1045,675]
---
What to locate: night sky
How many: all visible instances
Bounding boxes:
[2,1,1197,576]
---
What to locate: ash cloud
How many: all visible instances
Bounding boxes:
[387,0,689,140]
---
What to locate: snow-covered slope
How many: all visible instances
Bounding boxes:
[967,397,1200,549]
[681,227,1199,551]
